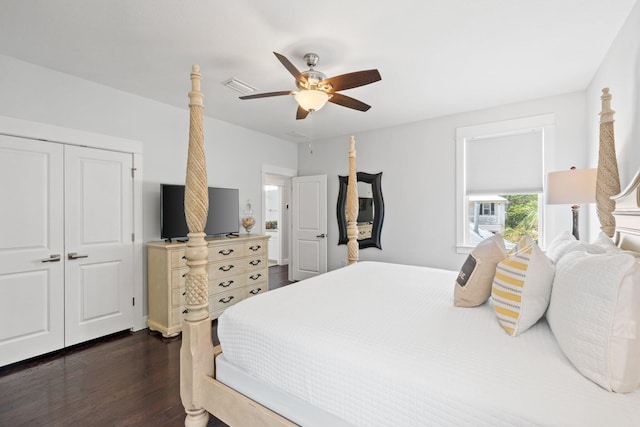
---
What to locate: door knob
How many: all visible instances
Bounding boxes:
[41,254,61,263]
[316,233,326,238]
[68,252,89,260]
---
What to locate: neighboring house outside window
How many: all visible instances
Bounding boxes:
[456,114,553,253]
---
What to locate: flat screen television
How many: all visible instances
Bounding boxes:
[160,184,239,240]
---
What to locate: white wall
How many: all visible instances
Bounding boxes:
[0,55,298,319]
[586,1,640,237]
[298,91,588,272]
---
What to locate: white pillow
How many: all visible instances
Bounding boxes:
[591,232,640,258]
[491,239,555,336]
[545,231,580,263]
[546,230,605,264]
[547,251,640,393]
[591,232,618,252]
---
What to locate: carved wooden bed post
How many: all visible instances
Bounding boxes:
[596,87,621,237]
[180,64,214,427]
[346,136,359,265]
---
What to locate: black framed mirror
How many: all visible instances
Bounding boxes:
[337,172,384,249]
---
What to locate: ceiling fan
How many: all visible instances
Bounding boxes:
[239,52,382,120]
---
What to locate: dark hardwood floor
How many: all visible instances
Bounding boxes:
[0,265,293,427]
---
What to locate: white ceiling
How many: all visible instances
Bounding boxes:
[0,0,637,143]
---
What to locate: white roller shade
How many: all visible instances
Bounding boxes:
[465,130,543,195]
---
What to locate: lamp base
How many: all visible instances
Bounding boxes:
[571,204,580,240]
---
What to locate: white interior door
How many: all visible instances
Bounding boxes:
[64,146,133,346]
[0,136,64,366]
[291,175,327,281]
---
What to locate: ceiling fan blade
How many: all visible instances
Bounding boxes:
[273,52,304,82]
[296,106,309,120]
[239,90,293,100]
[328,93,371,112]
[323,69,381,92]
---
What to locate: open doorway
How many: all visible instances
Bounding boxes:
[264,179,284,266]
[262,165,295,267]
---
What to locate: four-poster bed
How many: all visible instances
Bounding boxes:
[179,66,640,426]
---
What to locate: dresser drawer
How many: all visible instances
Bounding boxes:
[245,268,267,285]
[245,283,267,298]
[245,241,267,256]
[170,305,186,327]
[209,259,241,279]
[209,242,245,262]
[170,249,187,268]
[170,267,188,287]
[209,272,245,294]
[210,287,244,312]
[246,255,267,272]
[171,287,186,307]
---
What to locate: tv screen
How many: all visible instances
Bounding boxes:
[160,184,239,240]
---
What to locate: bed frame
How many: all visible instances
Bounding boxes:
[179,65,359,427]
[178,66,640,426]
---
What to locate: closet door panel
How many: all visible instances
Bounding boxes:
[0,136,64,366]
[64,146,134,346]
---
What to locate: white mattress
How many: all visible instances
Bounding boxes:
[218,261,640,427]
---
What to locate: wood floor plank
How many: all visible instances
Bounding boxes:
[0,265,292,427]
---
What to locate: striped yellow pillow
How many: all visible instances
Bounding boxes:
[492,239,555,336]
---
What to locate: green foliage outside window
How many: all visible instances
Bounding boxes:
[502,195,538,243]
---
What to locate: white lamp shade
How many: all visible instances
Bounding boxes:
[295,90,329,112]
[546,168,597,205]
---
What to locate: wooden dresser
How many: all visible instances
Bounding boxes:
[146,234,269,337]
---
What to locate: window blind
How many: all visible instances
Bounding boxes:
[465,130,543,195]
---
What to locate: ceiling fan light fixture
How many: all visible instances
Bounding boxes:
[295,89,329,112]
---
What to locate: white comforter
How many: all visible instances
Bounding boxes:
[218,261,640,427]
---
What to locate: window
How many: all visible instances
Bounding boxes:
[456,115,553,253]
[481,203,495,216]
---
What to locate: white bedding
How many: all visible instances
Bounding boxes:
[218,261,640,427]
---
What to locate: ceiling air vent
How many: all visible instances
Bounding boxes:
[221,77,257,95]
[285,130,307,139]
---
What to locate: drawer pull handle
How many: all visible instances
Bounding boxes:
[249,288,262,295]
[182,309,188,314]
[219,265,234,272]
[219,296,235,304]
[249,245,261,251]
[218,249,234,256]
[218,280,234,288]
[182,291,186,296]
[249,259,261,266]
[249,273,262,281]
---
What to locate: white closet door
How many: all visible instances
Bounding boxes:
[0,136,64,366]
[64,146,133,346]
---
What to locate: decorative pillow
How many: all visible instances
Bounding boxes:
[454,234,507,307]
[491,239,555,336]
[590,232,640,257]
[591,231,619,252]
[509,234,532,254]
[547,251,640,393]
[545,230,605,263]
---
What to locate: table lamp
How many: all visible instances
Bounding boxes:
[546,167,597,240]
